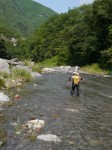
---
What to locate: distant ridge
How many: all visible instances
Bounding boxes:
[0,0,57,36]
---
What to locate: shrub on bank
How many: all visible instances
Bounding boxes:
[0,128,7,146]
[38,56,58,67]
[31,64,42,73]
[24,59,32,66]
[12,68,32,82]
[81,63,109,74]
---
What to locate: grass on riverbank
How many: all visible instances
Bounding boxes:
[0,78,5,89]
[38,60,112,75]
[81,63,111,74]
[24,59,43,73]
[12,68,32,82]
[0,128,7,146]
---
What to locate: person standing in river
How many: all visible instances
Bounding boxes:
[67,71,82,96]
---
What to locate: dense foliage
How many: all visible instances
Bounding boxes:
[15,0,111,69]
[0,0,112,69]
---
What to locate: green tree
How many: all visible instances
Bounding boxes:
[0,39,7,58]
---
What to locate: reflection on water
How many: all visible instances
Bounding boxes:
[1,72,112,150]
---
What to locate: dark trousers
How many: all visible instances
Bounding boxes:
[71,82,80,96]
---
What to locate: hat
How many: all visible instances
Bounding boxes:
[73,72,79,75]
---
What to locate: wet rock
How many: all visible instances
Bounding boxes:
[14,94,21,100]
[37,134,61,142]
[33,84,38,87]
[15,131,21,135]
[0,92,10,103]
[0,141,3,146]
[25,119,45,133]
[10,122,18,126]
[31,72,42,78]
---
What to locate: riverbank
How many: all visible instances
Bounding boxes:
[0,58,111,91]
[37,58,112,75]
[80,63,112,75]
[0,58,42,90]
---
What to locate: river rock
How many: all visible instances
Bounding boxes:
[4,78,16,88]
[25,119,45,132]
[37,134,61,142]
[14,94,21,100]
[0,58,10,73]
[0,92,10,103]
[43,66,79,73]
[31,72,42,78]
[0,141,3,147]
[42,68,55,73]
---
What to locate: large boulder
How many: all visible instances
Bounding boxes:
[10,58,25,66]
[0,58,10,73]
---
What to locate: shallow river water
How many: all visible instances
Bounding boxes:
[1,72,112,150]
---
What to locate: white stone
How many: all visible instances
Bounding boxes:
[43,68,55,73]
[15,131,21,134]
[10,122,18,126]
[33,124,42,131]
[0,92,10,103]
[65,108,78,112]
[27,119,39,125]
[31,72,42,78]
[37,134,61,142]
[33,84,38,87]
[0,141,3,146]
[38,120,45,126]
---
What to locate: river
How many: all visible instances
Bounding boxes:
[1,72,112,150]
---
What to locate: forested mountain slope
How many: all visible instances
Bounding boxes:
[0,0,57,36]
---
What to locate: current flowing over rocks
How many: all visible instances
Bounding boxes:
[0,71,112,150]
[0,58,112,149]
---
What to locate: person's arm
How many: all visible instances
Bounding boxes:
[79,75,83,81]
[67,73,72,85]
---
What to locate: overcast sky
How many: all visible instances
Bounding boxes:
[34,0,94,13]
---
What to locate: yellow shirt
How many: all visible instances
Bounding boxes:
[72,75,81,85]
